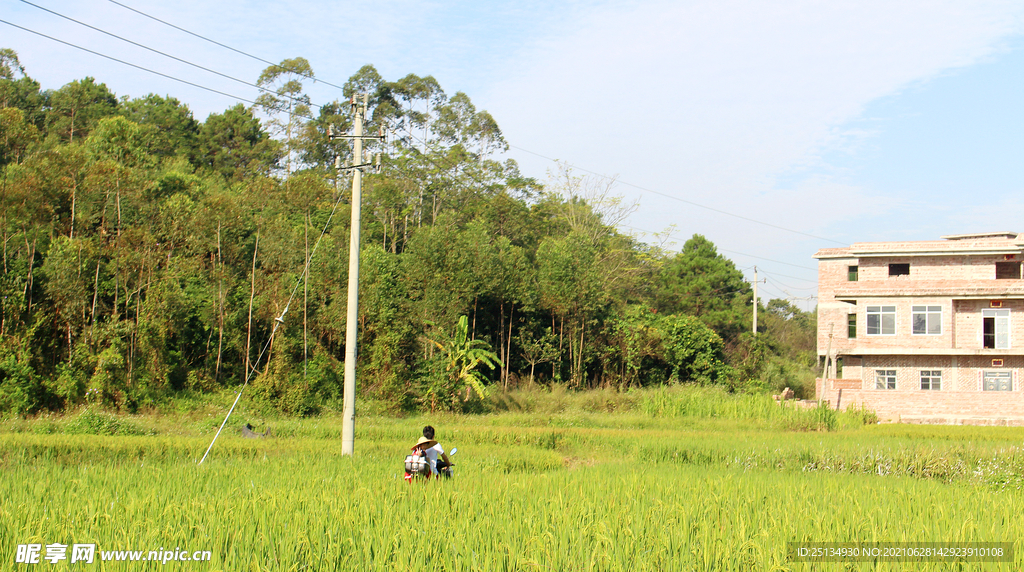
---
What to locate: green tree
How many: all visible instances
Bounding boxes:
[123,94,200,160]
[516,326,559,386]
[197,104,281,181]
[255,58,313,174]
[0,107,40,166]
[39,236,91,367]
[45,77,119,143]
[84,116,151,238]
[0,344,45,414]
[655,234,752,344]
[0,48,25,80]
[0,48,46,127]
[536,232,605,387]
[657,313,731,385]
[359,244,416,408]
[603,306,663,388]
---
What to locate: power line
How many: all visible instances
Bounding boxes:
[60,2,842,256]
[105,0,347,92]
[619,224,818,271]
[758,281,816,303]
[17,0,320,113]
[757,282,787,299]
[387,122,822,276]
[0,18,260,106]
[755,269,818,285]
[9,8,832,278]
[6,18,824,311]
[509,144,845,246]
[760,274,817,290]
[41,0,842,254]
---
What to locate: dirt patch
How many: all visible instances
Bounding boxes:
[562,456,598,470]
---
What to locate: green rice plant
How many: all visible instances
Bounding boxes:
[3,433,1022,571]
[3,403,1024,571]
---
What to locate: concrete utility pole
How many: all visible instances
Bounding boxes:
[331,94,383,456]
[752,266,758,334]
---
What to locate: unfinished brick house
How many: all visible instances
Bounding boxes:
[815,232,1024,423]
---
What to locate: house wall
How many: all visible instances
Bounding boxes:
[953,299,1024,350]
[817,257,857,354]
[843,355,1023,390]
[815,237,1024,422]
[858,255,1000,282]
[817,360,1024,422]
[818,258,1024,354]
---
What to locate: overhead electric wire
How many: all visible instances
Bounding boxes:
[762,274,817,291]
[758,282,816,303]
[758,282,788,299]
[384,124,826,275]
[753,269,818,285]
[509,145,845,246]
[618,224,818,271]
[9,8,825,286]
[758,268,818,287]
[0,16,348,462]
[17,0,321,113]
[105,0,347,92]
[94,1,845,254]
[75,0,843,254]
[0,18,261,106]
[383,122,824,281]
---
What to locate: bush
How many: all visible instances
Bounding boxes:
[63,408,151,436]
[0,347,45,415]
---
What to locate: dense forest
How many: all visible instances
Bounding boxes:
[0,50,817,414]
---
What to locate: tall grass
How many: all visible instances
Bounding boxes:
[2,431,1023,571]
[3,387,1024,570]
[489,384,873,431]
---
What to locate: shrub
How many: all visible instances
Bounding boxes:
[63,408,150,436]
[0,347,44,415]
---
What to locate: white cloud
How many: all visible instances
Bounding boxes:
[6,0,1024,289]
[483,0,1024,263]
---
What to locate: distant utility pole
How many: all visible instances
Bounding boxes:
[329,94,383,456]
[751,266,765,335]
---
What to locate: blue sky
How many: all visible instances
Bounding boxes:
[5,0,1024,309]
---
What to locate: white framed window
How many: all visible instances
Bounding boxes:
[912,306,942,335]
[983,371,1012,392]
[920,370,941,390]
[866,306,896,336]
[982,309,1010,349]
[875,369,896,390]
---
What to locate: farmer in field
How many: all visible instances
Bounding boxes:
[414,425,452,478]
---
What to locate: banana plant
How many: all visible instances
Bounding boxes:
[426,315,503,403]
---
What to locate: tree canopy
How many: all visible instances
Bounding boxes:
[0,52,816,414]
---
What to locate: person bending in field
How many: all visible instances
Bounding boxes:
[413,425,452,478]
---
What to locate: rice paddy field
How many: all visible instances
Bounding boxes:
[2,386,1024,571]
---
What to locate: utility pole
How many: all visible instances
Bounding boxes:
[752,266,759,334]
[330,94,383,456]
